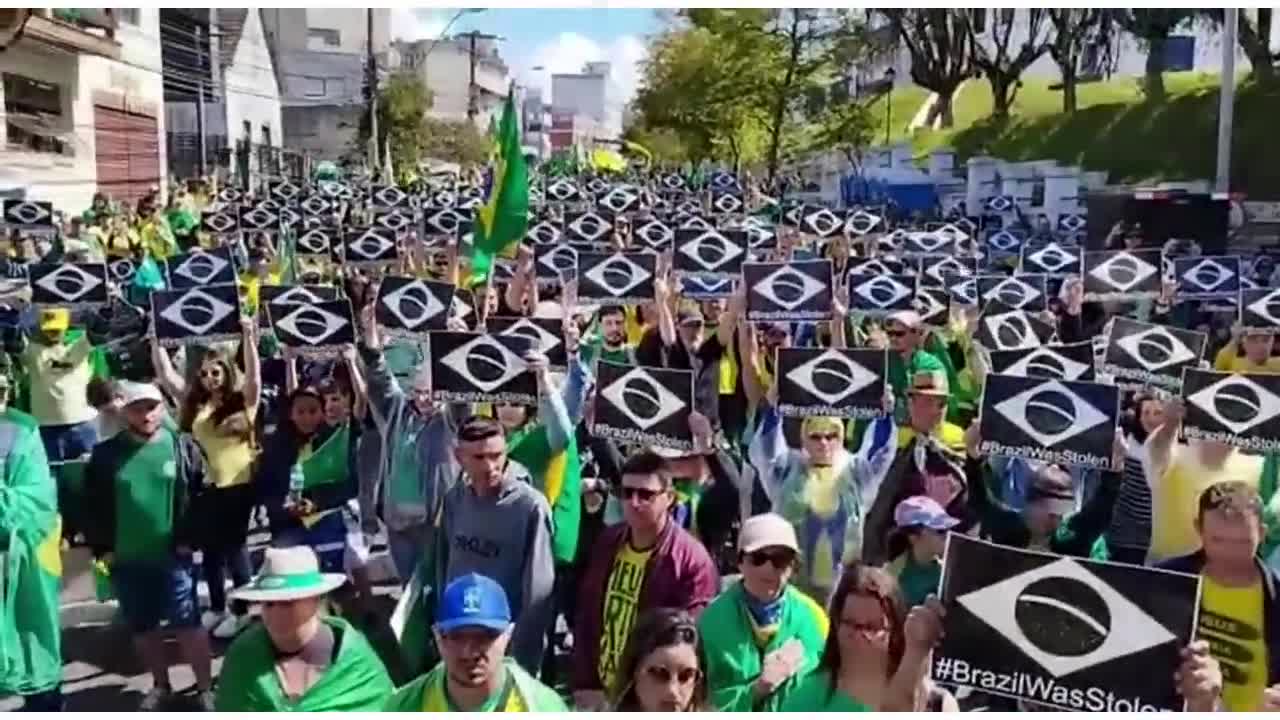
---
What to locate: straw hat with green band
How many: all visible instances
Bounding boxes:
[229,547,346,603]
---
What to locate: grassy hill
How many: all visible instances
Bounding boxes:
[887,71,1280,199]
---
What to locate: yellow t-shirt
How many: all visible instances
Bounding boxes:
[1200,575,1268,711]
[802,466,840,592]
[191,404,256,488]
[1213,345,1280,373]
[598,542,651,692]
[1149,446,1262,562]
[22,335,95,426]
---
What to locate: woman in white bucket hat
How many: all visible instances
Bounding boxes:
[214,547,392,711]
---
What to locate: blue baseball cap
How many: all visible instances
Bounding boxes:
[893,496,960,532]
[435,573,512,633]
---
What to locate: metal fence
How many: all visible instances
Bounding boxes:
[167,134,313,189]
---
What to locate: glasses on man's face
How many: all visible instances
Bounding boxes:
[806,432,840,443]
[746,550,794,569]
[616,486,663,503]
[643,664,701,686]
[885,328,907,338]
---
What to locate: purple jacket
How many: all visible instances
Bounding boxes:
[571,518,719,693]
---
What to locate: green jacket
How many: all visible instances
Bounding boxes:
[215,617,393,712]
[698,581,829,712]
[778,669,872,712]
[0,409,61,695]
[384,658,568,712]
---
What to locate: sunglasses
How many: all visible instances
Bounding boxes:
[885,328,907,338]
[644,665,701,686]
[200,369,223,379]
[746,550,795,569]
[806,432,840,442]
[616,486,665,503]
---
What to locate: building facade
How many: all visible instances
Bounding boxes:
[394,34,510,129]
[262,8,390,162]
[550,61,620,143]
[0,8,167,211]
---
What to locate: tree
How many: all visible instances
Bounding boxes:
[1117,10,1196,101]
[807,96,876,169]
[968,9,1051,120]
[881,9,975,128]
[1047,9,1121,113]
[420,118,490,167]
[1201,9,1276,87]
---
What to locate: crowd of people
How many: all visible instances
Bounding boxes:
[1,174,1279,714]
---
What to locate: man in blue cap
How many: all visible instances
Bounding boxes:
[384,574,568,711]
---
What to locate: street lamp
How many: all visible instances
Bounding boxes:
[884,66,897,146]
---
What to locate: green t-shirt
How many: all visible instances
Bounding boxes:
[444,667,514,712]
[779,670,872,712]
[896,554,942,608]
[114,429,178,563]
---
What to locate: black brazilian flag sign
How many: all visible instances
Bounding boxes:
[166,247,237,289]
[935,534,1200,712]
[151,284,242,347]
[776,347,886,419]
[29,262,109,308]
[674,228,747,277]
[978,274,1046,311]
[1101,317,1206,392]
[1082,250,1163,301]
[979,373,1119,470]
[576,252,656,306]
[592,361,692,451]
[973,301,1055,352]
[375,276,454,338]
[487,316,567,370]
[744,259,833,322]
[428,331,536,404]
[1241,287,1280,331]
[1182,368,1280,453]
[268,299,356,357]
[846,273,916,315]
[1175,256,1240,300]
[988,341,1096,381]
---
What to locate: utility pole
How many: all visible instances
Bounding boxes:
[1215,7,1237,194]
[366,8,379,175]
[458,30,501,125]
[195,24,207,178]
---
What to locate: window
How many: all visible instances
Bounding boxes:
[3,73,67,154]
[116,8,140,26]
[299,76,327,98]
[307,28,340,48]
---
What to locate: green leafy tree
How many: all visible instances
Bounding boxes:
[881,9,975,129]
[968,9,1052,120]
[1047,9,1122,113]
[1201,9,1276,87]
[421,118,490,167]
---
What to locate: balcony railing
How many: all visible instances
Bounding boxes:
[21,9,121,59]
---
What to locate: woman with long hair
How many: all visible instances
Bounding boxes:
[780,562,954,712]
[612,609,709,712]
[152,317,260,640]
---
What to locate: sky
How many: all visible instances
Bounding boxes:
[388,7,664,109]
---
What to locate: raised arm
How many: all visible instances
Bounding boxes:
[150,333,188,400]
[240,316,261,411]
[1145,398,1183,489]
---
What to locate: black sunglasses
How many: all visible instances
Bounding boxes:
[746,550,795,569]
[616,486,665,502]
[644,665,701,686]
[806,432,840,442]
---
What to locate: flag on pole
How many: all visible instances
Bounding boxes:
[470,89,529,284]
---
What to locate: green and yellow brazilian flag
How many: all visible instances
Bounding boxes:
[470,89,529,284]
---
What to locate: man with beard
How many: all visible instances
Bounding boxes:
[385,574,567,711]
[581,305,635,366]
[882,311,956,425]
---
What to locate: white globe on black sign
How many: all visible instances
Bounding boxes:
[935,534,1200,712]
[1182,368,1280,452]
[979,373,1119,469]
[151,284,241,346]
[1101,317,1206,392]
[428,332,537,404]
[591,361,693,451]
[744,259,834,322]
[776,348,886,419]
[375,276,453,337]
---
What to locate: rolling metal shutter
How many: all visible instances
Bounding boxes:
[93,105,160,205]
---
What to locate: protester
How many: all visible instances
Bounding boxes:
[357,306,459,580]
[21,308,98,464]
[779,563,954,711]
[571,450,719,711]
[1161,482,1280,711]
[1104,392,1162,564]
[1214,326,1280,373]
[882,310,956,423]
[83,381,214,711]
[653,411,743,563]
[214,547,392,711]
[886,497,959,608]
[152,317,261,640]
[610,608,710,712]
[0,371,63,711]
[384,573,568,711]
[1146,398,1266,563]
[581,304,637,365]
[699,513,829,711]
[434,415,555,674]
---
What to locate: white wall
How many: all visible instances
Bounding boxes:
[419,44,508,128]
[304,8,389,55]
[224,10,283,151]
[0,8,167,211]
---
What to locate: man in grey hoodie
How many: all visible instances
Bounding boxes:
[437,413,556,675]
[356,306,463,581]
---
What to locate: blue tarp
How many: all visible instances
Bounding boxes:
[842,175,939,212]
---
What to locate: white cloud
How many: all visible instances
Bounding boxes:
[520,31,648,113]
[389,8,450,42]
